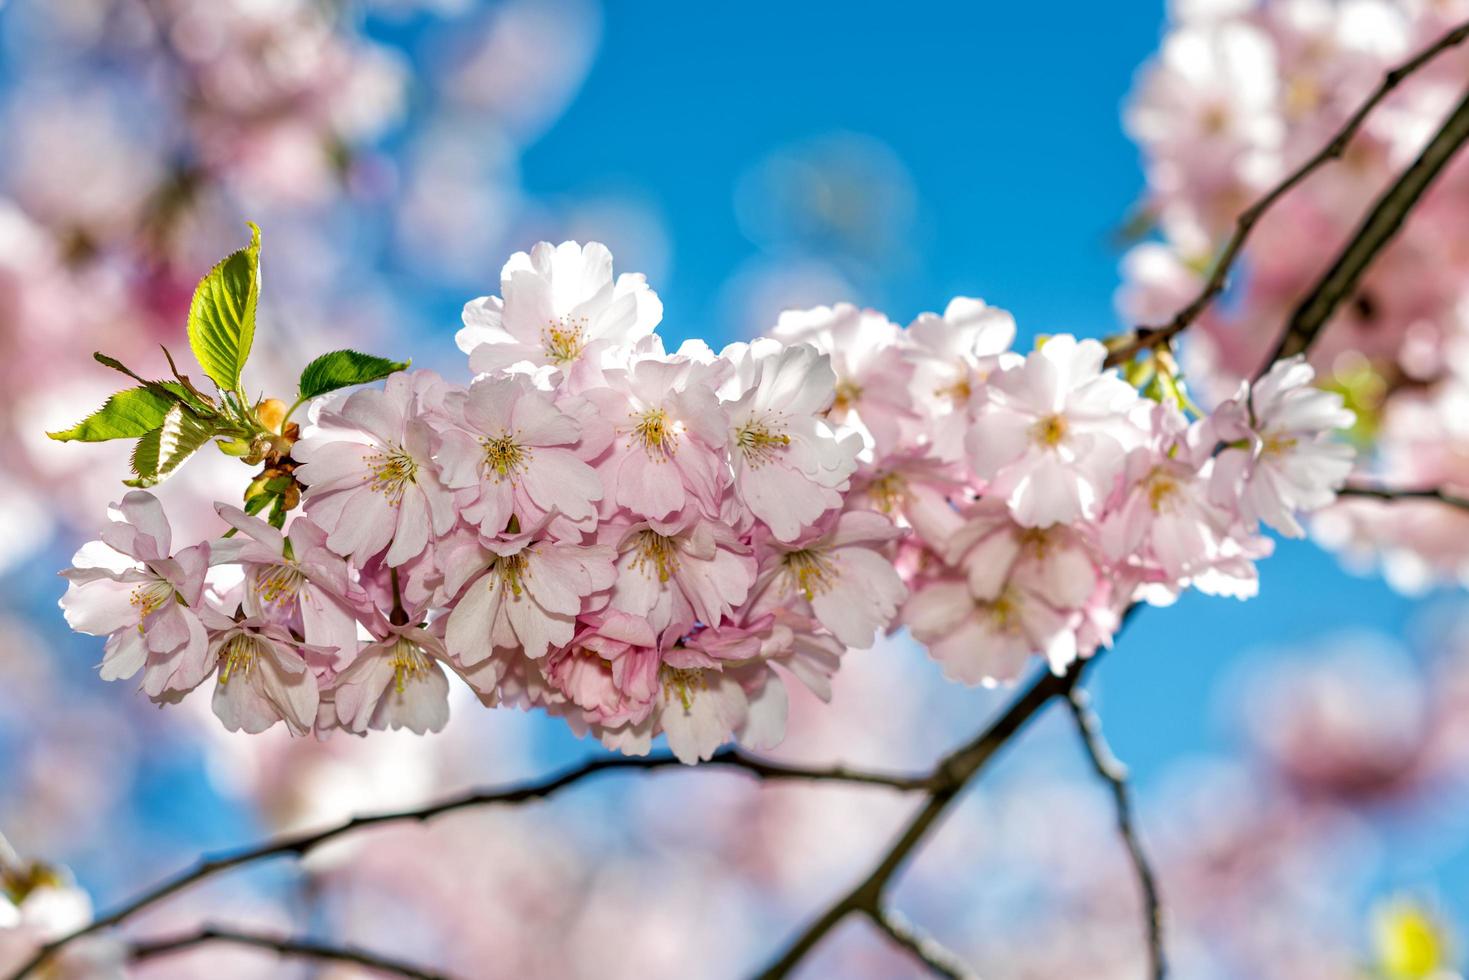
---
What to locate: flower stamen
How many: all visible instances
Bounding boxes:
[782,548,837,601]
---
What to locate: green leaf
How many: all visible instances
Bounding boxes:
[187,222,261,393]
[123,404,213,487]
[48,386,183,442]
[298,350,409,401]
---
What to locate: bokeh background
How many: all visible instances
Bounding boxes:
[1,1,1466,976]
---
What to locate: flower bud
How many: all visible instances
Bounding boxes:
[257,398,289,434]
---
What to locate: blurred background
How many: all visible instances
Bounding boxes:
[2,0,1468,976]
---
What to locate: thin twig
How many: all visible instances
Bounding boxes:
[753,653,1101,979]
[1066,687,1165,980]
[864,906,976,980]
[1104,17,1469,369]
[129,925,449,980]
[1337,483,1469,511]
[1261,79,1469,370]
[4,750,931,980]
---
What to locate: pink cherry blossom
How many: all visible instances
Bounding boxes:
[902,296,1020,462]
[206,617,325,737]
[294,371,458,567]
[331,623,458,735]
[457,240,663,376]
[211,505,362,666]
[967,335,1144,528]
[441,529,616,668]
[603,514,756,639]
[436,374,604,538]
[582,351,730,521]
[747,510,907,651]
[59,490,212,698]
[772,303,918,453]
[1210,356,1356,537]
[719,339,862,541]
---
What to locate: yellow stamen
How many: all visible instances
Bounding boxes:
[542,315,588,364]
[365,447,418,503]
[129,579,175,631]
[660,665,706,712]
[388,636,431,695]
[832,378,863,414]
[482,434,531,481]
[782,548,837,602]
[218,633,261,685]
[934,375,973,406]
[492,552,529,597]
[256,562,305,606]
[983,587,1022,632]
[1263,433,1298,457]
[866,470,907,514]
[1032,414,1068,448]
[631,531,679,583]
[1144,469,1182,513]
[631,407,679,459]
[735,417,791,467]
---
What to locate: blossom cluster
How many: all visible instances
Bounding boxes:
[60,241,1356,760]
[1120,0,1469,588]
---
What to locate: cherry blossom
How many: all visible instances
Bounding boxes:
[54,238,1358,746]
[59,491,211,698]
[457,240,663,376]
[294,371,457,567]
[967,335,1144,528]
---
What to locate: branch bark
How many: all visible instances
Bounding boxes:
[1337,482,1469,511]
[1066,687,1165,980]
[753,652,1100,979]
[1104,17,1469,369]
[4,751,933,980]
[1261,79,1469,371]
[864,906,975,980]
[128,926,449,980]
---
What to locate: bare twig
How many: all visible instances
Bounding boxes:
[864,906,976,980]
[1261,79,1469,370]
[753,654,1099,979]
[1066,687,1165,980]
[129,925,449,980]
[1337,482,1469,511]
[5,750,931,980]
[1104,18,1469,369]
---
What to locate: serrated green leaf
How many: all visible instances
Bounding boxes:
[298,350,410,401]
[122,404,213,487]
[48,386,182,442]
[187,223,261,393]
[126,428,163,488]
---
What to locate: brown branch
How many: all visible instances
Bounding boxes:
[4,751,933,980]
[129,925,449,979]
[753,652,1100,979]
[864,906,975,980]
[1104,17,1469,369]
[1066,687,1165,980]
[1337,483,1469,511]
[1261,78,1469,370]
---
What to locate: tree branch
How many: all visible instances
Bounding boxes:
[1066,687,1165,980]
[1261,79,1469,370]
[1104,17,1469,369]
[1337,482,1469,511]
[864,906,975,980]
[4,751,932,980]
[128,925,449,980]
[753,652,1100,979]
